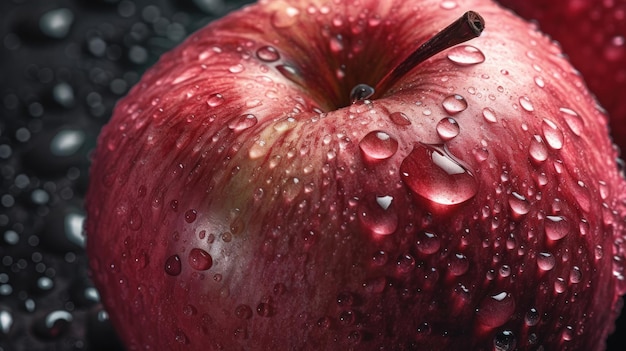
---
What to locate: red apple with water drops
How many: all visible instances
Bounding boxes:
[85,0,626,350]
[496,0,626,153]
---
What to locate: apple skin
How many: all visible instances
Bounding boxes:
[495,0,626,155]
[85,0,626,350]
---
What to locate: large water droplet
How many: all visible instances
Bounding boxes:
[541,119,564,150]
[188,248,213,271]
[442,94,468,114]
[482,107,497,123]
[476,292,515,328]
[400,144,477,205]
[389,111,411,125]
[440,0,458,9]
[508,192,530,216]
[436,118,460,141]
[271,6,300,28]
[207,93,224,107]
[447,253,469,276]
[228,114,258,131]
[358,195,398,235]
[256,46,280,62]
[359,131,398,161]
[569,266,582,284]
[165,255,182,276]
[537,252,555,271]
[350,83,375,103]
[519,96,534,112]
[446,45,485,65]
[544,215,570,241]
[524,308,540,326]
[493,330,516,351]
[416,231,441,255]
[528,135,548,163]
[559,107,583,136]
[184,209,197,223]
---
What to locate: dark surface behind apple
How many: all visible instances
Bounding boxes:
[0,0,624,350]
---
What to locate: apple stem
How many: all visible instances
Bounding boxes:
[370,11,485,99]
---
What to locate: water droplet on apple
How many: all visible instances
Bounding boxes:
[595,245,604,260]
[228,64,245,74]
[493,330,516,351]
[396,253,416,274]
[541,119,564,150]
[441,94,468,114]
[537,252,555,271]
[508,192,530,216]
[350,83,375,103]
[329,35,344,52]
[389,111,411,125]
[271,6,300,28]
[446,45,485,65]
[525,308,540,326]
[439,0,458,9]
[415,231,441,255]
[316,316,332,329]
[249,140,269,159]
[175,329,189,344]
[358,195,398,235]
[499,265,511,278]
[545,215,570,241]
[519,96,534,112]
[235,304,253,319]
[534,76,545,88]
[276,64,305,87]
[207,93,224,107]
[436,117,460,140]
[188,248,212,271]
[359,131,398,161]
[257,302,273,317]
[183,304,197,317]
[256,46,280,62]
[528,135,548,163]
[165,255,182,276]
[363,276,387,294]
[400,143,477,205]
[228,114,258,132]
[343,329,362,344]
[184,209,197,223]
[482,107,497,123]
[448,253,469,276]
[476,292,515,328]
[371,250,388,266]
[128,207,142,231]
[338,310,356,325]
[554,277,566,293]
[570,266,582,284]
[559,107,583,136]
[336,291,355,306]
[558,326,574,343]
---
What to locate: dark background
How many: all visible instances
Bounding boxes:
[0,0,624,350]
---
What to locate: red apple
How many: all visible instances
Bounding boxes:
[495,0,626,155]
[85,0,626,350]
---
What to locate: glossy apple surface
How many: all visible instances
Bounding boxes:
[496,0,626,153]
[85,0,626,350]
